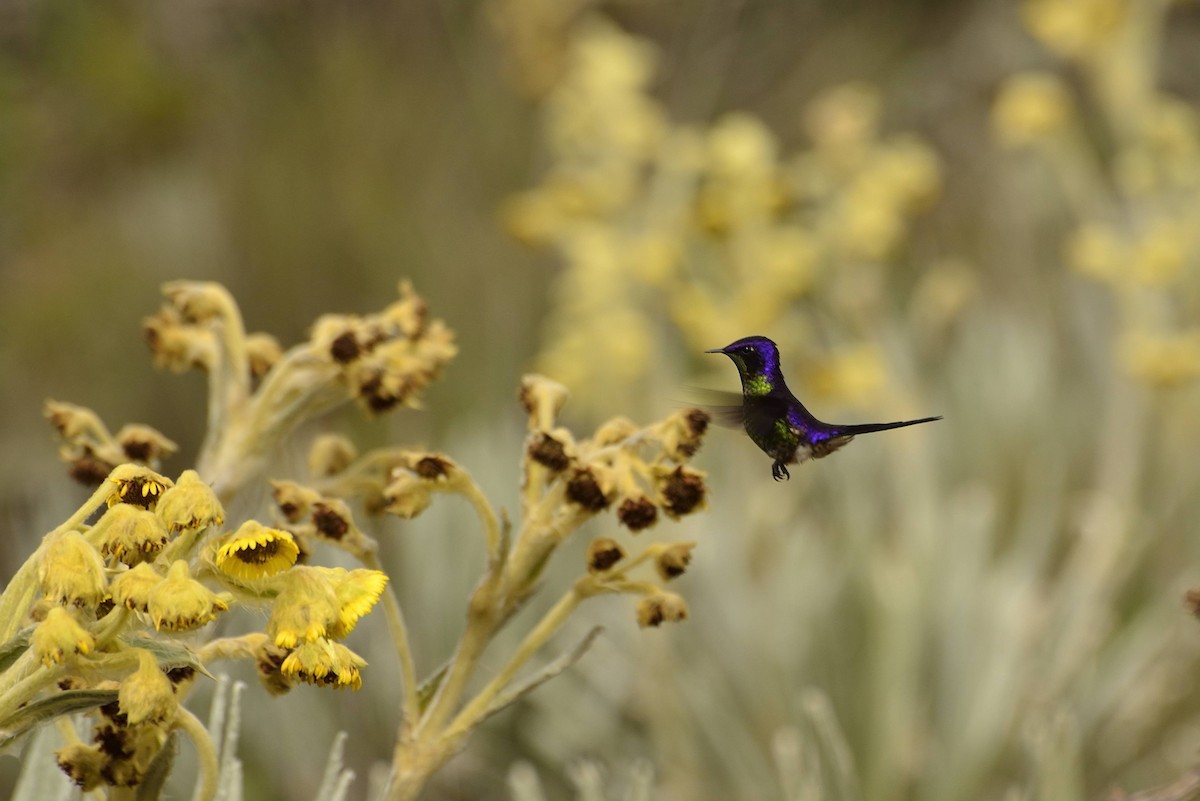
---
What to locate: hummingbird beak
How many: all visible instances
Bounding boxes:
[704,348,724,354]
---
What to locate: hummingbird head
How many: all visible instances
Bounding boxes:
[706,336,785,396]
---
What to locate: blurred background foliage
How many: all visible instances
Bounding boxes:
[5,0,1200,799]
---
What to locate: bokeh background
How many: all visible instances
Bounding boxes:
[5,0,1200,799]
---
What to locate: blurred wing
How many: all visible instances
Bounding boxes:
[686,388,745,428]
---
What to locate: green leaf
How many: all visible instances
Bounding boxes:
[136,730,178,801]
[0,628,33,673]
[121,635,212,678]
[0,688,119,750]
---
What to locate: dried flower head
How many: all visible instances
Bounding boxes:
[655,542,695,581]
[39,530,107,608]
[383,471,433,519]
[528,430,574,471]
[656,465,708,519]
[114,424,177,465]
[617,495,658,532]
[256,640,295,696]
[660,408,710,461]
[155,470,224,535]
[586,538,626,573]
[143,304,217,373]
[592,416,639,446]
[214,521,300,581]
[147,561,229,632]
[33,606,95,666]
[56,742,107,790]
[636,591,689,628]
[272,479,322,524]
[566,465,616,512]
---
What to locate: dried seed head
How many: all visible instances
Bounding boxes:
[56,742,107,790]
[1186,589,1200,619]
[68,450,118,487]
[383,472,433,519]
[661,408,710,461]
[414,454,455,480]
[636,592,689,628]
[255,640,295,696]
[655,542,696,581]
[271,480,322,524]
[566,466,615,512]
[528,430,573,471]
[657,465,708,519]
[586,538,626,573]
[312,501,351,541]
[114,425,177,465]
[617,496,658,532]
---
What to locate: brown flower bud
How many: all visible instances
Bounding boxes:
[115,425,178,464]
[312,501,351,542]
[414,454,454,480]
[617,496,658,532]
[1186,589,1200,619]
[308,434,358,478]
[586,538,626,573]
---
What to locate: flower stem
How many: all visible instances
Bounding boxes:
[361,551,421,728]
[173,705,219,801]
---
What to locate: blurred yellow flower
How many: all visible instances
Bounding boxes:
[806,345,888,404]
[1066,222,1126,281]
[993,72,1073,146]
[1119,328,1200,386]
[1022,0,1128,59]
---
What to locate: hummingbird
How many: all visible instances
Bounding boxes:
[705,335,942,481]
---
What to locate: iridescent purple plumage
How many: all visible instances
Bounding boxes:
[705,335,942,480]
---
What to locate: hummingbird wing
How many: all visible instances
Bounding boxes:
[687,388,747,428]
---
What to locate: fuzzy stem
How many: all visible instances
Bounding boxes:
[174,706,219,801]
[444,580,591,740]
[361,551,421,729]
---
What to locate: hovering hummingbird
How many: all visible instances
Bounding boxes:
[705,335,942,481]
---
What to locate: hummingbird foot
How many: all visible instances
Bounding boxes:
[771,461,790,481]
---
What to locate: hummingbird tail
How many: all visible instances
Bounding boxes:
[838,416,942,435]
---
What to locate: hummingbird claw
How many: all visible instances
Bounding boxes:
[771,461,790,481]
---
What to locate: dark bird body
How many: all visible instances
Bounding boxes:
[706,336,942,481]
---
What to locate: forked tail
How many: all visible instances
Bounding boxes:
[839,416,942,435]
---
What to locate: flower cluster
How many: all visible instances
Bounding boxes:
[994,0,1200,387]
[502,17,943,414]
[44,401,176,486]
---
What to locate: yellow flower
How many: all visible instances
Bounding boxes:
[328,568,388,639]
[1131,219,1192,286]
[1066,222,1125,281]
[33,607,95,666]
[636,591,689,628]
[993,72,1073,147]
[1022,0,1127,59]
[280,638,368,690]
[106,464,173,511]
[267,566,340,648]
[118,650,177,726]
[147,561,229,632]
[155,469,224,534]
[93,504,170,565]
[39,530,107,608]
[1119,329,1200,387]
[214,521,299,581]
[111,562,163,612]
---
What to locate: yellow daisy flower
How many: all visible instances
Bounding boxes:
[32,606,95,666]
[328,568,388,639]
[214,521,299,581]
[280,638,367,690]
[147,561,229,632]
[155,469,224,534]
[267,566,339,648]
